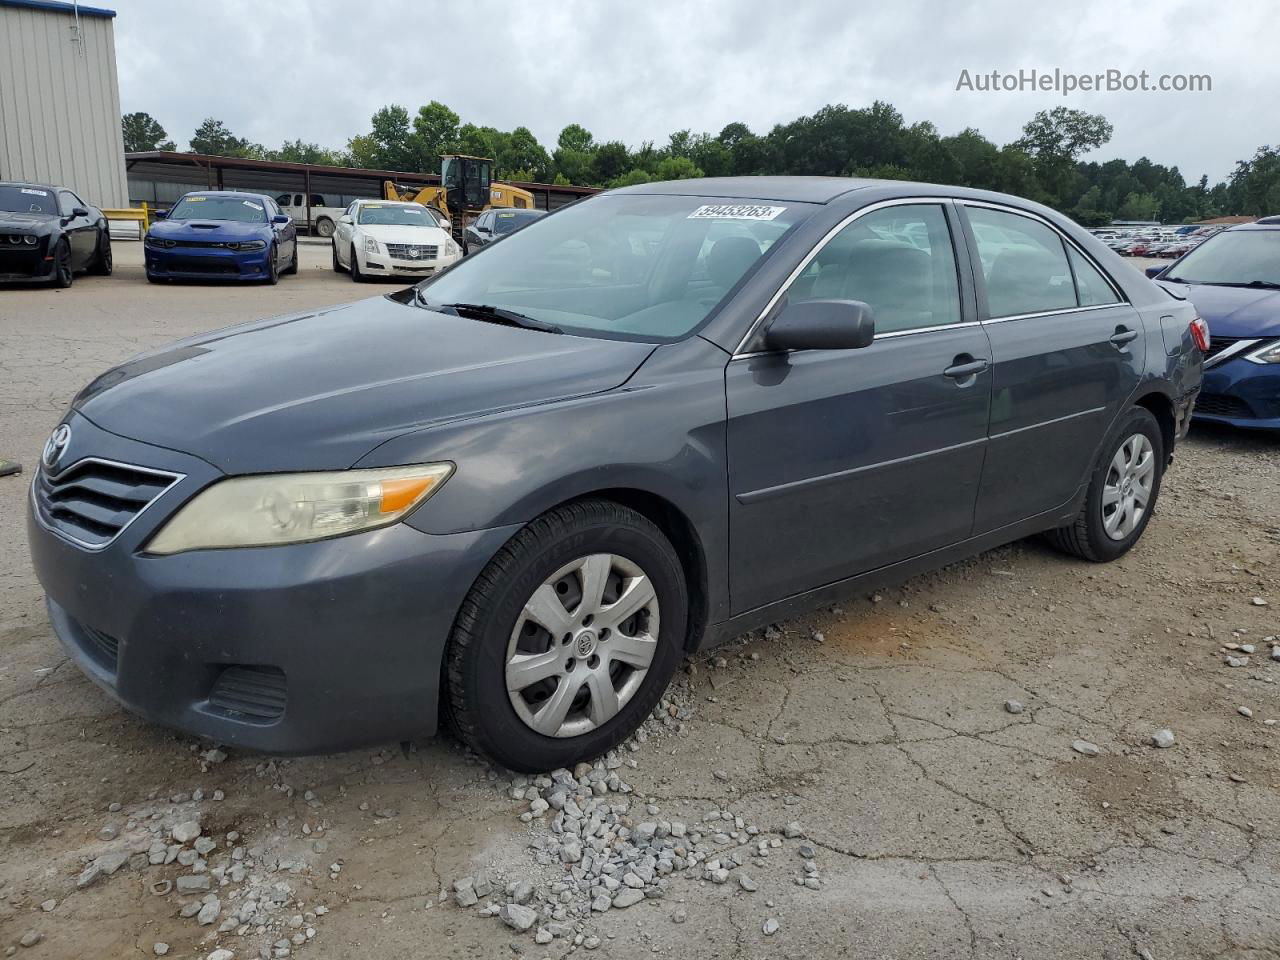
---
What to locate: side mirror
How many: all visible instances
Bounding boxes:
[1144,265,1165,279]
[339,215,352,224]
[153,209,167,220]
[764,299,876,352]
[72,206,89,218]
[272,214,290,225]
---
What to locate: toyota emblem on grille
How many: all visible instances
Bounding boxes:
[42,423,71,470]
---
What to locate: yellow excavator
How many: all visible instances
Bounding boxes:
[383,155,536,243]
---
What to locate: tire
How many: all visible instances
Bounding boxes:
[1047,407,1164,562]
[264,244,280,285]
[349,247,365,282]
[51,239,73,288]
[445,500,688,772]
[331,241,345,273]
[90,230,112,275]
[283,242,298,275]
[315,218,334,239]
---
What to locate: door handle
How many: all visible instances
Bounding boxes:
[943,357,989,380]
[1110,327,1139,346]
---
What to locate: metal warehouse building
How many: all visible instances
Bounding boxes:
[0,0,128,208]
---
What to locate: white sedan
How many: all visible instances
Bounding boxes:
[332,200,462,281]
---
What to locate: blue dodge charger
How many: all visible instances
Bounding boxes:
[145,191,297,283]
[1150,217,1280,431]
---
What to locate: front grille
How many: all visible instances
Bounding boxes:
[1195,393,1254,419]
[79,623,120,672]
[1205,336,1242,361]
[208,666,287,723]
[385,243,438,261]
[162,256,241,274]
[35,458,180,549]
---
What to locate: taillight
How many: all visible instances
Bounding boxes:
[1190,317,1210,353]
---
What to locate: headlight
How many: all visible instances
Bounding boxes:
[146,463,454,555]
[445,238,460,257]
[144,235,174,248]
[363,235,380,254]
[22,234,37,246]
[231,240,266,251]
[1246,339,1280,364]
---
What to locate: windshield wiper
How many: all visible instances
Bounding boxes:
[431,300,562,334]
[1213,279,1280,289]
[1160,275,1195,284]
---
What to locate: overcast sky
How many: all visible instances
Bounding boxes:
[110,0,1273,183]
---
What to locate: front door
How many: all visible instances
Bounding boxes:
[960,204,1144,533]
[58,191,95,267]
[725,201,993,612]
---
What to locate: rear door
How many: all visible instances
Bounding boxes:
[725,201,993,611]
[960,203,1142,533]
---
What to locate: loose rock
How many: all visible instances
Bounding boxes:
[1151,729,1176,749]
[1004,699,1024,715]
[1071,740,1100,757]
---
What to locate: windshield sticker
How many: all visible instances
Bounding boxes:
[364,204,382,209]
[688,204,786,221]
[20,188,50,196]
[242,200,262,209]
[498,212,516,217]
[186,196,206,202]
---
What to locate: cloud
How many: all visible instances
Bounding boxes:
[110,0,1273,181]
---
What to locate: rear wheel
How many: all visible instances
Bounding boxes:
[315,217,334,239]
[51,239,73,288]
[1047,407,1164,562]
[445,500,688,772]
[90,231,112,275]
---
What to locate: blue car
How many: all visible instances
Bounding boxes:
[145,191,297,284]
[1149,216,1280,431]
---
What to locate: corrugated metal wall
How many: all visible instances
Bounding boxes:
[0,5,128,207]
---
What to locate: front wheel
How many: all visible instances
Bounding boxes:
[264,244,280,285]
[1047,406,1164,562]
[331,241,344,273]
[283,242,298,275]
[51,239,73,288]
[445,500,688,772]
[349,247,365,282]
[91,231,112,275]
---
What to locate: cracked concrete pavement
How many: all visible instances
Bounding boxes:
[1,245,1278,958]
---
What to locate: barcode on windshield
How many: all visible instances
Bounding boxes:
[687,204,786,221]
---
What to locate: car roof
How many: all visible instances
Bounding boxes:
[355,199,423,207]
[1,180,57,192]
[1231,218,1280,230]
[183,190,270,200]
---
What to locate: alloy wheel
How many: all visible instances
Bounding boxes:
[505,553,660,738]
[1101,433,1155,540]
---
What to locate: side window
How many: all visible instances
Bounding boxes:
[967,207,1076,318]
[1067,246,1121,306]
[275,194,291,207]
[57,191,76,216]
[294,194,304,207]
[789,204,962,335]
[310,195,325,207]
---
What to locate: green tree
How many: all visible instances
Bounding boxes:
[189,117,253,157]
[609,169,652,188]
[500,127,551,182]
[412,101,461,169]
[1116,191,1159,221]
[654,156,703,181]
[121,111,174,152]
[557,123,595,154]
[592,141,631,184]
[269,140,345,165]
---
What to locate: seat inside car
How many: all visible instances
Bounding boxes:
[986,247,1076,317]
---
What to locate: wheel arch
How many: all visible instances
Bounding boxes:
[1133,389,1176,464]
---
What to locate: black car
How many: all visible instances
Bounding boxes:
[0,181,112,287]
[464,207,545,253]
[28,177,1203,772]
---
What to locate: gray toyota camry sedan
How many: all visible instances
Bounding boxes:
[28,177,1205,772]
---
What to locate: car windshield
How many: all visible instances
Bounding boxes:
[494,211,542,235]
[1164,229,1280,286]
[169,196,267,223]
[0,184,57,215]
[415,194,811,341]
[359,204,436,226]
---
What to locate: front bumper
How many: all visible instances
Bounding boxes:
[27,412,518,753]
[359,249,461,278]
[145,245,272,281]
[1194,354,1280,431]
[0,244,55,282]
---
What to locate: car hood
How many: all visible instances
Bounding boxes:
[71,295,655,474]
[358,223,451,244]
[0,211,57,231]
[1157,281,1280,338]
[149,219,270,242]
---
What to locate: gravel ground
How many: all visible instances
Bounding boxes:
[1,245,1278,959]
